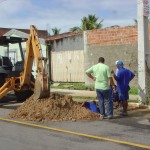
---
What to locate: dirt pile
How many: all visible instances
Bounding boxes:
[9,93,99,122]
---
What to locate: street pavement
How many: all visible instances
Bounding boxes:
[0,91,149,150]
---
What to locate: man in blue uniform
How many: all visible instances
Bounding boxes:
[111,60,135,116]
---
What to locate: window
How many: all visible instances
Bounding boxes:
[9,51,16,65]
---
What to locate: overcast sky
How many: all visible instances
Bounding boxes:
[0,0,139,33]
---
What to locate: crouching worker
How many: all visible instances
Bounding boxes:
[110,85,120,109]
[86,57,115,120]
[111,60,135,116]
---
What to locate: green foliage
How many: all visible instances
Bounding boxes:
[52,27,61,35]
[51,83,138,96]
[81,14,103,30]
[51,82,94,90]
[129,87,138,95]
[70,14,103,32]
[70,26,81,32]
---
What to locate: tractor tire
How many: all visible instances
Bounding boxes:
[15,74,35,102]
[15,90,34,102]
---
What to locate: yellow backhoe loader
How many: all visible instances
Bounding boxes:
[0,25,50,101]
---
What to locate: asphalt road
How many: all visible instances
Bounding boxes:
[0,94,149,150]
[0,115,149,150]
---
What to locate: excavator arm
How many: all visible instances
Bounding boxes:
[21,25,50,99]
[0,25,50,100]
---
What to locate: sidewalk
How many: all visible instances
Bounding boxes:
[51,88,138,100]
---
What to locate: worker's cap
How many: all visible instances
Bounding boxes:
[115,60,124,67]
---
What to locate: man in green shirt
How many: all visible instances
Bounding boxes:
[86,57,115,119]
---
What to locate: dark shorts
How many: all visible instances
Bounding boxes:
[118,91,129,101]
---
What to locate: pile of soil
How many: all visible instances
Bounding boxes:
[9,93,99,122]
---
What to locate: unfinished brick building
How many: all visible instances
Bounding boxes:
[47,25,140,87]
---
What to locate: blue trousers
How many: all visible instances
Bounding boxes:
[96,89,113,117]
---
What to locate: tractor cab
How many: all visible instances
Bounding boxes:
[0,36,27,76]
[0,36,27,86]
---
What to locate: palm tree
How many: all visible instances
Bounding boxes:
[81,15,103,30]
[52,27,61,35]
[70,26,81,32]
[70,14,103,32]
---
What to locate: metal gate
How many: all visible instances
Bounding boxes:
[51,50,84,82]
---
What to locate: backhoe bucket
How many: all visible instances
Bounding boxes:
[34,73,50,100]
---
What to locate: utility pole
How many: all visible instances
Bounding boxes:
[138,0,150,104]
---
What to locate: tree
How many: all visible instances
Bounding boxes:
[70,26,81,32]
[52,27,61,35]
[81,15,103,30]
[70,14,103,32]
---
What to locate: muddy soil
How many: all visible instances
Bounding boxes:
[9,93,99,122]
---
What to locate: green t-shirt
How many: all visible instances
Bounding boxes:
[86,63,112,90]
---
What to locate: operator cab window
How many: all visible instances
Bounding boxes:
[2,56,13,67]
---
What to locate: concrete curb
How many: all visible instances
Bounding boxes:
[51,88,138,100]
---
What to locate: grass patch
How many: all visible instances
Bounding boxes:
[51,82,94,90]
[51,82,138,95]
[129,87,138,95]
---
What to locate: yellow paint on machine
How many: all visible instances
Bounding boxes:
[0,117,149,150]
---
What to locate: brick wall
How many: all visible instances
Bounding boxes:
[84,26,140,87]
[47,25,149,87]
[87,26,138,45]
